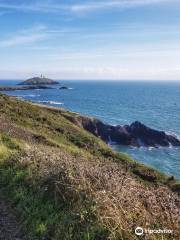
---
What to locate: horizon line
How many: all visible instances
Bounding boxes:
[0,78,180,82]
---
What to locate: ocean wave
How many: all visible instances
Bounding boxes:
[49,101,64,105]
[148,147,154,151]
[166,131,180,140]
[37,100,64,105]
[14,94,40,98]
[16,96,23,100]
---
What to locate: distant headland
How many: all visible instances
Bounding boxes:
[0,85,53,91]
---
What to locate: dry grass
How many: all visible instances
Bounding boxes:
[8,143,179,240]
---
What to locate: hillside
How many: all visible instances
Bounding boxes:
[0,93,179,240]
[18,77,59,85]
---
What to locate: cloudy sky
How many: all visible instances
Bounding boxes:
[0,0,180,80]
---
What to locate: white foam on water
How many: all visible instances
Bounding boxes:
[148,147,154,151]
[37,100,64,105]
[49,101,64,105]
[14,94,40,98]
[166,131,180,140]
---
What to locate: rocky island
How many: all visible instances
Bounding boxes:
[0,93,179,240]
[0,76,59,91]
[18,75,59,85]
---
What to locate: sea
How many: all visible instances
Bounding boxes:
[0,80,180,179]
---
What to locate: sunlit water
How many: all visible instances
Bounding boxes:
[1,80,180,178]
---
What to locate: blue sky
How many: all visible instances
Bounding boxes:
[0,0,180,80]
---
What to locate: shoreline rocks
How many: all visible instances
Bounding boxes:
[0,85,53,91]
[59,86,69,90]
[79,117,180,148]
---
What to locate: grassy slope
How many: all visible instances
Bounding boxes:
[0,93,179,240]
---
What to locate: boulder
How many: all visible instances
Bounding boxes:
[59,86,69,90]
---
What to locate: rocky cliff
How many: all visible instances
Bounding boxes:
[78,117,180,147]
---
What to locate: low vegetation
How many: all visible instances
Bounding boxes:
[0,93,179,239]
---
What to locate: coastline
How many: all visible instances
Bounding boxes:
[0,85,54,91]
[1,84,180,178]
[2,93,180,180]
[9,95,180,148]
[0,92,180,239]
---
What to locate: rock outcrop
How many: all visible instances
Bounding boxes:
[79,117,180,147]
[59,86,69,90]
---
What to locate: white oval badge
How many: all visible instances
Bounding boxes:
[135,227,144,236]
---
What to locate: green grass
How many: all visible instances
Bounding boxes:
[0,133,20,160]
[0,144,10,160]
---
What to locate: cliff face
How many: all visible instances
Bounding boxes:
[0,94,180,240]
[77,116,180,147]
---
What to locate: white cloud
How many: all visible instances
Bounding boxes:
[0,25,48,47]
[2,42,180,80]
[0,0,178,15]
[0,24,85,48]
[0,1,180,80]
[71,0,172,13]
[0,2,67,13]
[1,65,180,80]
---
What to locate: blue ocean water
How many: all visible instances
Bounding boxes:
[0,80,180,178]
